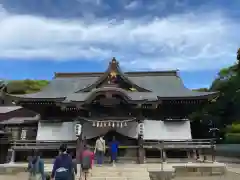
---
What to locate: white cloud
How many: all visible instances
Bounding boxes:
[0,6,239,71]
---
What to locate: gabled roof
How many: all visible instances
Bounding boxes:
[6,58,217,101]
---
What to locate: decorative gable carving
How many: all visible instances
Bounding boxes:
[78,57,150,93]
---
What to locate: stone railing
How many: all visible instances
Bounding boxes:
[144,139,213,149]
[10,140,76,150]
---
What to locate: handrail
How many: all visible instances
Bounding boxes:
[144,139,213,142]
[11,139,213,143]
[144,139,213,145]
[10,139,214,150]
[11,140,76,143]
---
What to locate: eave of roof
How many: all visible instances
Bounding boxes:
[0,106,22,113]
[5,62,216,101]
[0,115,40,125]
[64,91,159,102]
[6,74,217,101]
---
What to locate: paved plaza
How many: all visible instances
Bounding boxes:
[0,160,240,180]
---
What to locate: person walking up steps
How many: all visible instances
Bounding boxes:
[27,150,45,180]
[51,144,73,180]
[80,145,94,180]
[70,152,77,180]
[94,135,105,166]
[109,136,119,167]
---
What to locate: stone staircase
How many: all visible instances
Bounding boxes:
[44,163,151,180]
[88,165,151,180]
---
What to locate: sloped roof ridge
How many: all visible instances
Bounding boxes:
[54,70,178,78]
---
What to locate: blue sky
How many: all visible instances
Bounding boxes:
[0,0,239,89]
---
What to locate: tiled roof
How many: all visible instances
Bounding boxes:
[0,106,22,113]
[0,115,40,125]
[7,60,217,101]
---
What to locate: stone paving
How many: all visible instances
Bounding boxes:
[1,158,240,180]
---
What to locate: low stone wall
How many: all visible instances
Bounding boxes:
[0,164,26,175]
[149,170,175,180]
[173,164,226,177]
[149,163,226,180]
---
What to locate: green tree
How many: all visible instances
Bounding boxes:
[6,80,49,94]
[192,88,209,92]
[190,48,240,141]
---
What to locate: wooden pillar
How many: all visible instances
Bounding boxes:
[202,149,207,161]
[195,149,199,161]
[75,120,88,164]
[137,135,145,164]
[187,150,191,159]
[137,110,145,164]
[76,133,83,164]
[211,139,216,162]
[9,148,15,163]
[162,149,167,162]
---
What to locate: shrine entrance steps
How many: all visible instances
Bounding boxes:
[86,165,151,180]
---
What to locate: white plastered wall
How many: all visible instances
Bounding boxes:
[36,122,77,141]
[143,120,192,140]
[36,121,138,140]
[36,120,192,141]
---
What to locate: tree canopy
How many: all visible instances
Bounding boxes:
[6,80,49,94]
[192,49,240,142]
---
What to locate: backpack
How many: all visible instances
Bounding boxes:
[81,155,91,170]
[54,155,71,180]
[55,167,69,180]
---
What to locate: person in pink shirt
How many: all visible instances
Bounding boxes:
[80,145,94,180]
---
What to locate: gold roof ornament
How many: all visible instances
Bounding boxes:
[110,71,117,78]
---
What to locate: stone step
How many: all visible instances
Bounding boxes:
[89,165,150,179]
[91,170,149,175]
[92,173,149,178]
[88,177,150,180]
[92,167,150,171]
[92,169,149,173]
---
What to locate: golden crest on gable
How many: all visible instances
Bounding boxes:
[110,71,117,78]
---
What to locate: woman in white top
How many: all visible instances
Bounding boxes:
[94,136,106,165]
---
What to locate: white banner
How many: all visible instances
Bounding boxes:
[82,121,138,139]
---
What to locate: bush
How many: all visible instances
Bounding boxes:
[224,133,240,144]
[226,123,240,133]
